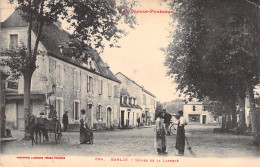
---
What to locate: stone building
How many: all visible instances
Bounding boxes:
[0,10,121,130]
[116,72,156,127]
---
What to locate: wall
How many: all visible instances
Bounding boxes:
[1,26,120,130]
[183,104,215,124]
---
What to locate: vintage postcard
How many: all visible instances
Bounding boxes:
[0,0,260,167]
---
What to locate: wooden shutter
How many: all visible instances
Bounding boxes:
[87,75,89,92]
[92,77,95,94]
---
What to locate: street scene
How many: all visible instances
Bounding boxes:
[0,0,260,167]
[2,125,260,157]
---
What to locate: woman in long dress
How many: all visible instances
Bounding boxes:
[155,113,167,154]
[175,110,187,156]
[80,109,88,144]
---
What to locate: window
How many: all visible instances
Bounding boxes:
[97,105,102,120]
[108,83,112,97]
[87,76,94,93]
[203,106,206,111]
[74,101,80,121]
[129,97,132,105]
[9,34,18,49]
[98,80,103,95]
[124,96,128,104]
[56,63,64,87]
[133,98,136,105]
[193,105,196,111]
[74,69,80,91]
[56,98,64,121]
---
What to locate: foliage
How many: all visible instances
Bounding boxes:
[155,101,164,114]
[66,0,137,50]
[164,0,260,104]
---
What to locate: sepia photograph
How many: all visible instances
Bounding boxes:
[0,0,260,166]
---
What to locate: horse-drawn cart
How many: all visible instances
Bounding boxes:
[30,116,62,146]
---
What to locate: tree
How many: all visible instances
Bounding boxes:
[1,0,136,139]
[156,101,164,114]
[164,0,260,143]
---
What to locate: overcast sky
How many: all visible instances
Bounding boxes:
[0,0,180,103]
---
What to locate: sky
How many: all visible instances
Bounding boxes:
[0,0,180,103]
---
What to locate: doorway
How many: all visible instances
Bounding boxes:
[87,104,93,127]
[121,110,125,126]
[202,115,206,124]
[107,107,112,128]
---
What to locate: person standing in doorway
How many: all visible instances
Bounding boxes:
[62,111,69,132]
[175,110,187,156]
[137,117,140,127]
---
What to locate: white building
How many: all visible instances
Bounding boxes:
[183,101,216,124]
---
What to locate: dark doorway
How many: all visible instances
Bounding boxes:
[202,115,206,124]
[121,110,125,126]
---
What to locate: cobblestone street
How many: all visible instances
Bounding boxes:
[1,125,260,158]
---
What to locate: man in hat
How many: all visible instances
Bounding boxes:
[62,111,69,132]
[163,109,172,135]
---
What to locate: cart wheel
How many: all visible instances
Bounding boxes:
[170,124,176,135]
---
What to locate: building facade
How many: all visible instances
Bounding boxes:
[183,101,216,125]
[0,10,121,130]
[116,72,156,127]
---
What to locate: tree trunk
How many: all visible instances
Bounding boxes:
[230,101,237,128]
[24,71,32,140]
[0,72,8,138]
[238,95,247,133]
[221,114,226,130]
[247,83,260,145]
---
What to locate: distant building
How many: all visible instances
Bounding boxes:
[183,101,216,124]
[0,10,120,130]
[116,72,156,127]
[245,85,260,127]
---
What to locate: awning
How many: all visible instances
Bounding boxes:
[6,93,45,100]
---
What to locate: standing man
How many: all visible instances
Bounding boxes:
[175,110,187,156]
[62,111,69,132]
[163,109,172,136]
[155,113,167,155]
[137,117,140,127]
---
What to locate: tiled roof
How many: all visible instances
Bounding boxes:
[120,102,142,110]
[116,72,156,98]
[0,10,121,83]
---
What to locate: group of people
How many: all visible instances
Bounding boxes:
[62,109,91,144]
[155,109,187,156]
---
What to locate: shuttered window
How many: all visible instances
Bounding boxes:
[98,80,103,95]
[9,34,18,49]
[56,63,64,87]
